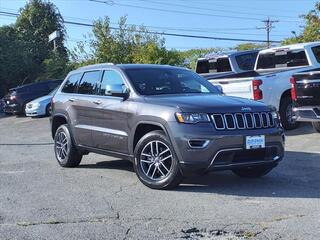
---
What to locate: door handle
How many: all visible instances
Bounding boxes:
[93,100,102,105]
[68,98,76,102]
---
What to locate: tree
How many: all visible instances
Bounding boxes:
[283,2,320,44]
[234,43,266,51]
[15,0,68,81]
[71,16,184,66]
[179,48,224,70]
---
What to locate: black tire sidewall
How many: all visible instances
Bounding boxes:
[54,125,72,167]
[46,103,52,116]
[279,97,299,130]
[134,130,181,189]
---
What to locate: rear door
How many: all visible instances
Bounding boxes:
[72,70,102,147]
[92,69,129,154]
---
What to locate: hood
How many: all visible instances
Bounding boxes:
[29,95,52,104]
[144,94,270,113]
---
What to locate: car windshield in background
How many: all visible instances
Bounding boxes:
[256,49,309,69]
[125,68,220,96]
[235,52,258,70]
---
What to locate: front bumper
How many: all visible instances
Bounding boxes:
[293,106,320,122]
[3,103,21,114]
[165,122,285,175]
[25,105,45,117]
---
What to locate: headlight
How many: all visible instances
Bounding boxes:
[175,113,210,124]
[32,103,40,108]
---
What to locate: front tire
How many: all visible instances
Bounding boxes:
[312,122,320,133]
[134,130,182,190]
[279,97,300,130]
[232,165,275,178]
[54,124,82,167]
[46,103,52,116]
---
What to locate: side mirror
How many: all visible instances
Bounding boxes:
[105,84,129,99]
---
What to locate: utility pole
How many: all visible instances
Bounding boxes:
[258,17,279,48]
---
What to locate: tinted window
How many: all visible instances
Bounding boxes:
[257,49,309,69]
[62,73,82,93]
[216,58,232,72]
[235,52,258,70]
[195,59,209,73]
[100,70,125,95]
[78,71,101,95]
[125,68,219,95]
[312,46,320,63]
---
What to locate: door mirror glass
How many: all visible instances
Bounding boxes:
[105,84,129,98]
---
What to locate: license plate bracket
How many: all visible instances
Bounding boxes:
[245,135,265,149]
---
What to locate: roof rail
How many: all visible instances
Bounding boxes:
[78,63,114,70]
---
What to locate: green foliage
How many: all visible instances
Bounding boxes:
[71,16,184,67]
[179,48,224,70]
[234,43,266,51]
[283,2,320,45]
[0,0,68,97]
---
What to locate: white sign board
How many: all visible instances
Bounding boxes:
[48,31,61,42]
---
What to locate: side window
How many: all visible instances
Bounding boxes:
[100,70,125,95]
[77,71,101,95]
[312,46,320,63]
[62,73,82,93]
[216,58,232,72]
[235,52,258,71]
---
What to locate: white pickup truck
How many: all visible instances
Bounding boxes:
[204,42,320,130]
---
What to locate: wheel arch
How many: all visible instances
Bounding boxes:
[279,89,291,109]
[51,113,69,139]
[130,121,172,155]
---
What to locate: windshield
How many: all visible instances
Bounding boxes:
[125,68,220,96]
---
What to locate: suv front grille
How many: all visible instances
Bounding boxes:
[211,112,274,130]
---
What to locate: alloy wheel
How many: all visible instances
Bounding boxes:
[139,140,173,181]
[55,131,68,162]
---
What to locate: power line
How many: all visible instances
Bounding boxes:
[0,11,281,43]
[137,0,301,22]
[89,0,263,21]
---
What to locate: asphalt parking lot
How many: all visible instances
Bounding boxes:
[0,114,319,240]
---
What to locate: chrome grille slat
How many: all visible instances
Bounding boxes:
[211,112,275,130]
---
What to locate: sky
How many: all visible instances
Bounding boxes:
[0,0,318,51]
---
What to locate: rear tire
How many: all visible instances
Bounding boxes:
[134,130,182,190]
[54,124,82,167]
[232,165,275,178]
[312,122,320,133]
[279,97,300,130]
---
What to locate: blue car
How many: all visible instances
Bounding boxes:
[25,88,57,117]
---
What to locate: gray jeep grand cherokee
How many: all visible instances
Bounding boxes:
[51,63,285,189]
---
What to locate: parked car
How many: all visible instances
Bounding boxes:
[25,87,58,117]
[195,50,259,76]
[204,42,320,130]
[3,80,62,115]
[291,69,320,132]
[51,63,285,190]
